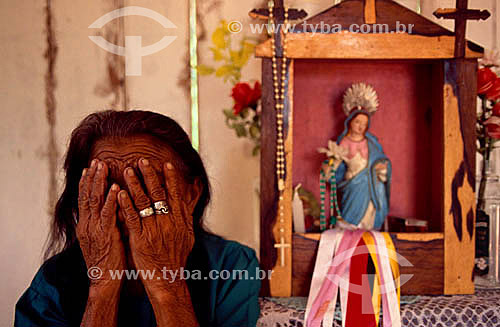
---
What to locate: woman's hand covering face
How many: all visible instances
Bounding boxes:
[117,159,197,292]
[77,136,200,292]
[76,135,201,327]
[76,159,126,287]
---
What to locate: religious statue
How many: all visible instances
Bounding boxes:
[318,83,391,230]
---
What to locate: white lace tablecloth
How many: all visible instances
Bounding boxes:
[257,289,500,327]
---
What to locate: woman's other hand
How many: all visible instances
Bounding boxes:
[77,160,126,327]
[77,159,126,286]
[118,159,198,327]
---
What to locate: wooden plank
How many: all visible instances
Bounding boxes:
[291,233,444,296]
[259,58,278,296]
[296,232,444,242]
[256,33,483,59]
[442,59,477,294]
[269,60,294,297]
[430,63,445,233]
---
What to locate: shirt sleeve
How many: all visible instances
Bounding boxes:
[212,244,261,327]
[14,269,69,327]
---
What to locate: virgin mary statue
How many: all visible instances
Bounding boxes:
[319,83,391,230]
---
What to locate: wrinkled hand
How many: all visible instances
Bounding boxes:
[77,160,126,287]
[117,159,195,292]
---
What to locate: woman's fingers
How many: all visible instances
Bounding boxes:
[124,167,151,211]
[78,160,98,224]
[118,190,142,235]
[78,169,90,221]
[101,184,120,230]
[163,162,192,230]
[138,158,167,203]
[89,160,108,220]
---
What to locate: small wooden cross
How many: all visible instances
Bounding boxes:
[249,0,307,58]
[249,0,307,22]
[274,236,291,267]
[433,0,490,58]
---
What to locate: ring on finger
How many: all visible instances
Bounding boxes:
[139,207,155,218]
[154,201,170,215]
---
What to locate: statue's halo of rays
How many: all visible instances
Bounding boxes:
[342,83,379,116]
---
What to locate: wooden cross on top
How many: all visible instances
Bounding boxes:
[249,0,307,23]
[249,0,307,58]
[433,0,490,58]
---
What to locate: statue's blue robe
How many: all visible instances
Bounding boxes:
[335,113,392,230]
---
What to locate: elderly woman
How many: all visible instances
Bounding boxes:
[15,110,261,327]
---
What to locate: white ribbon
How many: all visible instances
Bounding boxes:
[372,232,401,327]
[305,229,343,325]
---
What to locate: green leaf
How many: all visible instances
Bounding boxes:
[223,109,236,121]
[252,144,261,156]
[249,124,260,138]
[197,65,215,75]
[234,123,247,137]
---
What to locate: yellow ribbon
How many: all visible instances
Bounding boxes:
[362,231,401,325]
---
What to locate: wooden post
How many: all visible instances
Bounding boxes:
[364,0,376,24]
[442,59,478,294]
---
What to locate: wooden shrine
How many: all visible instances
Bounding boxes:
[254,0,489,297]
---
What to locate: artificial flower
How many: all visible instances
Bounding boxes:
[492,102,500,117]
[486,78,500,101]
[484,116,500,139]
[478,67,497,95]
[231,81,262,115]
[480,49,500,68]
[317,140,348,160]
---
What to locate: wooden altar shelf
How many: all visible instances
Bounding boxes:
[256,0,487,298]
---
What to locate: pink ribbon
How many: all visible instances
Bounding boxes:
[306,229,364,327]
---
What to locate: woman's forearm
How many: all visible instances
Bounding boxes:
[147,281,198,327]
[81,284,121,327]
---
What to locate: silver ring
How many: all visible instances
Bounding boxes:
[139,207,154,218]
[154,201,170,215]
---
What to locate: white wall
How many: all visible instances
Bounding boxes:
[0,0,498,326]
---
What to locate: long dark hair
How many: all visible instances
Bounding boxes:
[44,110,211,259]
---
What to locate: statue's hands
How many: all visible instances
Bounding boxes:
[117,159,195,294]
[374,161,388,182]
[76,160,126,289]
[374,162,388,171]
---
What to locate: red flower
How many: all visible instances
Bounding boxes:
[486,78,500,101]
[478,67,497,95]
[484,116,500,139]
[493,102,500,117]
[231,81,262,115]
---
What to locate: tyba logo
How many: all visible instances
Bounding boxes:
[89,6,177,76]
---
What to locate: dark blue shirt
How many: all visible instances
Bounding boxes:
[15,233,260,327]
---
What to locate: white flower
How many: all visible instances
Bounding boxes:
[317,140,348,160]
[480,49,500,68]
